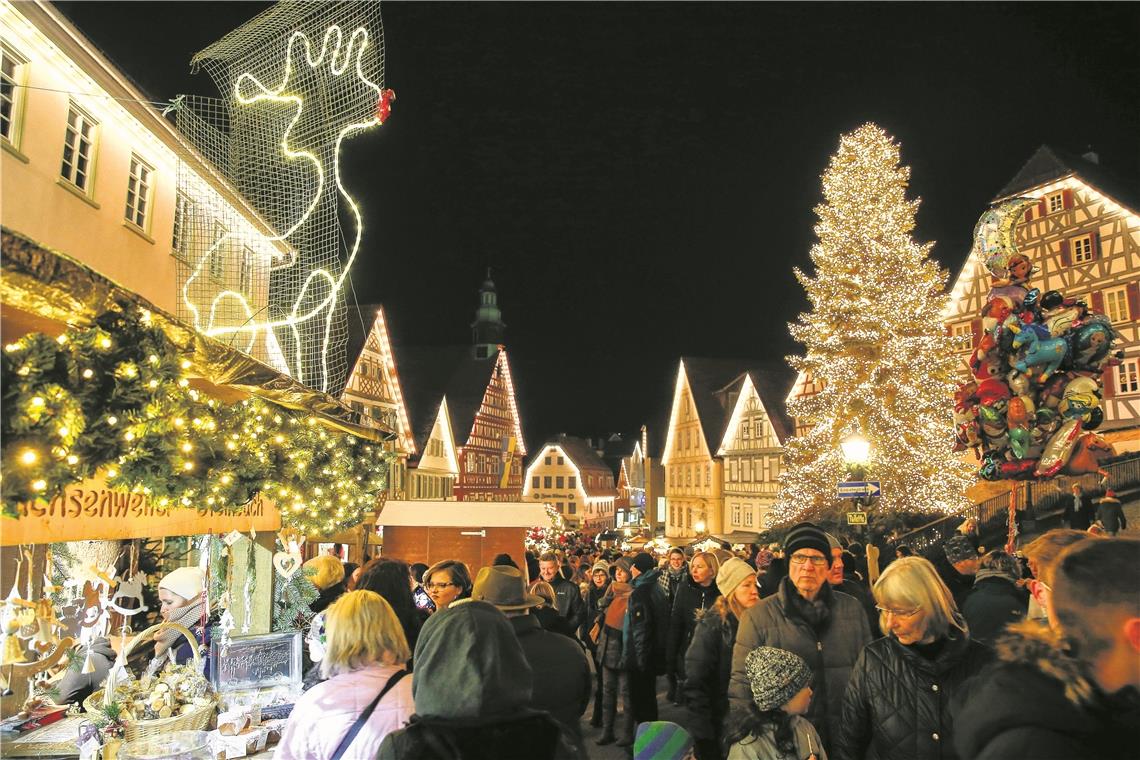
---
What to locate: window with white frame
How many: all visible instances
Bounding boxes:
[744,509,753,527]
[951,322,973,353]
[1119,358,1139,395]
[210,221,228,281]
[124,154,154,230]
[732,505,741,525]
[60,104,98,192]
[1047,192,1064,214]
[239,246,254,293]
[172,192,195,257]
[1104,287,1130,324]
[1,44,28,146]
[1071,235,1094,264]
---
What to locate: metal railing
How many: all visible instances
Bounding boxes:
[898,452,1140,556]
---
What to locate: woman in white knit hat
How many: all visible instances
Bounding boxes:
[683,557,762,759]
[148,566,215,675]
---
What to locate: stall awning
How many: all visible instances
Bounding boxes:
[1,229,390,441]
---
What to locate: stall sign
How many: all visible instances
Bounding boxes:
[210,631,302,692]
[5,478,281,545]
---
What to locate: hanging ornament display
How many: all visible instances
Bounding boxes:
[954,199,1122,483]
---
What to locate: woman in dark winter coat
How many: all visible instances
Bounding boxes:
[596,559,635,747]
[581,560,611,727]
[683,558,760,760]
[835,557,993,760]
[666,551,721,704]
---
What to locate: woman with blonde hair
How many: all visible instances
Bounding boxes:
[530,579,575,638]
[666,551,721,706]
[834,556,992,760]
[278,590,413,760]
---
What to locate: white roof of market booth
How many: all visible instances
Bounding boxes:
[376,501,550,528]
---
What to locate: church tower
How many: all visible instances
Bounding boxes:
[471,269,506,359]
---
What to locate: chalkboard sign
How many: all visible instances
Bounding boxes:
[210,631,302,692]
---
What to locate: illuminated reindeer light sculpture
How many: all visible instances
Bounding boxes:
[179,2,391,393]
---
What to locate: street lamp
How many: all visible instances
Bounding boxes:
[840,432,871,474]
[694,520,706,534]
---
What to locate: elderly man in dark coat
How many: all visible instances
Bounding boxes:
[472,565,592,758]
[728,522,872,755]
[961,550,1028,646]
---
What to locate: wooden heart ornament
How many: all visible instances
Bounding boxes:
[272,552,302,580]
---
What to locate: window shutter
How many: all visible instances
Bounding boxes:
[1062,188,1074,209]
[1089,231,1101,260]
[1059,239,1071,267]
[1102,367,1115,399]
[970,319,983,349]
[1024,209,1033,224]
[1037,199,1048,219]
[1090,291,1105,315]
[945,322,952,337]
[1127,282,1140,322]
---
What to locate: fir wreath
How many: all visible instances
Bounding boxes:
[2,304,391,534]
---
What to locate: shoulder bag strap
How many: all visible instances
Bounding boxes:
[330,669,409,760]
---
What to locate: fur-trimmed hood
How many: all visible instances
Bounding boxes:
[994,620,1099,708]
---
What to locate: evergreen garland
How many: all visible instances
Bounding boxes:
[273,566,320,632]
[2,303,392,534]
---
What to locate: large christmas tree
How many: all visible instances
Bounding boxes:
[775,123,973,523]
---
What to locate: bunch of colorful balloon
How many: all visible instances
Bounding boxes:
[953,199,1122,482]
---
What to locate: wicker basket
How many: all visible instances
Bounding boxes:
[84,622,216,742]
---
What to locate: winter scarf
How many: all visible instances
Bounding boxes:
[660,564,687,594]
[975,567,1018,585]
[783,578,832,633]
[149,596,207,673]
[604,582,632,629]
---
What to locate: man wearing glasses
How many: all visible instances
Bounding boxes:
[727,522,872,756]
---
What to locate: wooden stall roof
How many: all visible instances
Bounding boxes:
[377,501,550,528]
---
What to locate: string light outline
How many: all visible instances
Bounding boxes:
[181,24,382,391]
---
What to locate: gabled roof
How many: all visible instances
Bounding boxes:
[745,368,795,444]
[392,346,524,456]
[339,304,415,453]
[995,145,1138,212]
[681,357,771,453]
[555,435,613,477]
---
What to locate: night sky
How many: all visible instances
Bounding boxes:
[55,2,1140,450]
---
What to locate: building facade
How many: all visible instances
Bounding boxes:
[1,2,287,369]
[523,435,617,530]
[943,146,1140,449]
[453,349,526,502]
[717,371,792,534]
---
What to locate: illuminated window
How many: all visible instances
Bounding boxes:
[172,192,195,257]
[60,103,98,192]
[239,246,254,293]
[1119,358,1139,395]
[951,322,973,353]
[124,154,153,230]
[1104,287,1130,324]
[210,221,228,281]
[1047,192,1064,214]
[1,44,28,146]
[1071,235,1094,264]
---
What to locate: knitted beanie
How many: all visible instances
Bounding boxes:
[746,646,813,711]
[716,558,755,597]
[158,566,204,601]
[614,557,634,577]
[632,552,656,574]
[633,721,694,760]
[591,560,610,574]
[943,535,977,565]
[784,522,832,565]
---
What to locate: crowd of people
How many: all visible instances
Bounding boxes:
[51,515,1139,760]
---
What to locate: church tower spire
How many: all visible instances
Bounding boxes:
[471,268,506,359]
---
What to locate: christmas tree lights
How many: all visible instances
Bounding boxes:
[774,124,974,523]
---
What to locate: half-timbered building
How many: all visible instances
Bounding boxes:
[718,369,793,533]
[341,305,414,498]
[943,146,1140,449]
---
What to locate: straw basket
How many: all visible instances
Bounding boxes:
[84,622,216,742]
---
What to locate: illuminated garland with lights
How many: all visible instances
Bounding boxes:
[1,305,391,534]
[775,123,974,524]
